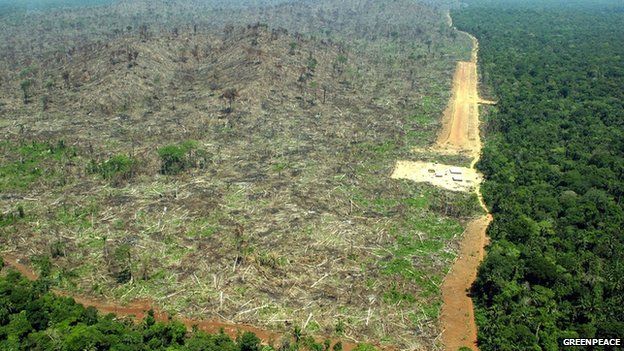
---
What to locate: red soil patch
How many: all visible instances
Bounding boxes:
[440,215,491,350]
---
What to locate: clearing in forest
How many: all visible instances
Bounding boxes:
[391,161,480,192]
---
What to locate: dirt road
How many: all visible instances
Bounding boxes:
[437,19,492,351]
[435,35,494,159]
[440,214,490,351]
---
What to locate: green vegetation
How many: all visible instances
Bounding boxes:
[352,344,376,351]
[185,218,219,238]
[88,154,136,181]
[0,269,357,351]
[19,79,33,104]
[158,140,201,175]
[0,205,26,228]
[0,140,75,192]
[453,0,624,349]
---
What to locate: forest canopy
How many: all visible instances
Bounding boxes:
[453,0,624,350]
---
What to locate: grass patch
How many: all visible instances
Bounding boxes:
[0,205,26,228]
[55,203,99,229]
[158,140,207,175]
[185,218,220,238]
[406,213,463,241]
[377,200,463,309]
[88,154,137,182]
[0,140,75,192]
[383,283,416,304]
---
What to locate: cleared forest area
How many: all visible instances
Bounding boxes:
[0,0,480,349]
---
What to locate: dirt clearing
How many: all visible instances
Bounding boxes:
[391,161,481,192]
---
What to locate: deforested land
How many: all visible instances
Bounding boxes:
[0,1,485,350]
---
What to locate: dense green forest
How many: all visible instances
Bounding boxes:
[0,268,254,350]
[453,0,624,349]
[0,266,360,351]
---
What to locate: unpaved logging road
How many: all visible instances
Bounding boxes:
[437,16,492,351]
[436,34,495,159]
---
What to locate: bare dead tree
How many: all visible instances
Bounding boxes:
[220,88,239,113]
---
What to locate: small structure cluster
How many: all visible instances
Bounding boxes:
[449,167,463,182]
[392,161,481,192]
[431,166,463,181]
